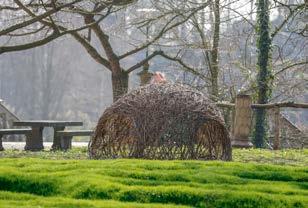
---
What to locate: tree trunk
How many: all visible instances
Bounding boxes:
[112,71,129,102]
[210,0,220,100]
[253,0,272,148]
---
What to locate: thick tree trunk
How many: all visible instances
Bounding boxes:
[112,71,129,102]
[254,0,272,148]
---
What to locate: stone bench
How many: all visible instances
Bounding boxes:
[0,129,31,151]
[57,130,94,150]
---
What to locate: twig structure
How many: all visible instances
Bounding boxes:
[89,83,232,160]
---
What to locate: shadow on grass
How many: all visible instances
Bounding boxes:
[0,175,58,196]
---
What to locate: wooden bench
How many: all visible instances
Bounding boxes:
[56,130,94,150]
[0,129,31,151]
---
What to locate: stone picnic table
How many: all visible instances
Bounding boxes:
[13,120,83,151]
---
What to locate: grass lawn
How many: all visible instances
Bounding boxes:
[0,148,307,207]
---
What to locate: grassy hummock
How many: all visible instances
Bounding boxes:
[0,148,307,207]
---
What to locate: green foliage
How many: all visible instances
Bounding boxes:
[0,150,307,207]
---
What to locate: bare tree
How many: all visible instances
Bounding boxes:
[1,0,212,101]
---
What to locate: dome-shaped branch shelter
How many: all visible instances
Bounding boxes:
[89,83,232,161]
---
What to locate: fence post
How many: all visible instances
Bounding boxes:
[232,94,253,148]
[273,107,280,150]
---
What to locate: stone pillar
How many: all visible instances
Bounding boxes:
[51,126,65,151]
[60,136,72,151]
[232,94,253,148]
[25,127,44,151]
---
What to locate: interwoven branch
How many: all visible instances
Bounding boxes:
[89,83,232,160]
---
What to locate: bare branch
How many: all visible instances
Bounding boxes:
[159,51,210,81]
[119,2,211,60]
[274,61,308,76]
[6,25,46,37]
[84,15,121,71]
[0,0,82,36]
[0,32,60,54]
[126,51,163,73]
[271,3,305,39]
[4,0,112,70]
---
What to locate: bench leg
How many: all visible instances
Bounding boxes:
[0,134,4,151]
[25,127,44,151]
[60,136,72,151]
[52,126,65,151]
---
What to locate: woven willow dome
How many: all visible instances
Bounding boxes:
[89,83,232,160]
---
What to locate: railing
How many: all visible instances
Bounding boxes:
[216,95,308,150]
[217,101,308,109]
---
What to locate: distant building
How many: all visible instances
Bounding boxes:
[268,111,308,149]
[0,99,22,141]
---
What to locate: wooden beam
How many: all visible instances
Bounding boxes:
[216,102,308,109]
[251,102,308,109]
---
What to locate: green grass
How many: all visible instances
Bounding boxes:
[1,148,307,166]
[232,148,308,166]
[0,148,307,207]
[0,147,89,160]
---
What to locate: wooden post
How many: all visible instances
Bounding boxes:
[0,134,4,151]
[137,62,153,86]
[138,70,153,86]
[273,107,280,150]
[232,94,253,148]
